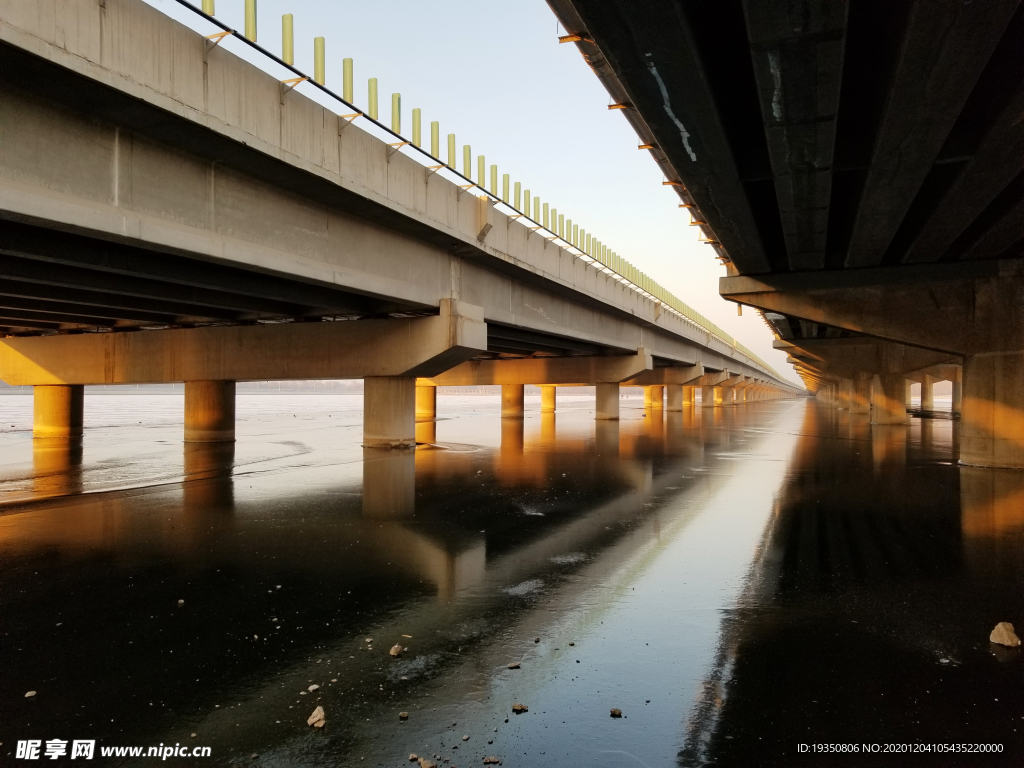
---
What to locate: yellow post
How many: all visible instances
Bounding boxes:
[412,108,421,146]
[559,214,565,239]
[478,155,485,187]
[202,0,214,15]
[463,145,471,177]
[551,207,557,232]
[314,37,325,84]
[514,181,521,210]
[533,196,540,221]
[281,15,294,64]
[523,190,531,217]
[543,202,549,229]
[585,233,590,253]
[368,78,378,119]
[244,0,257,41]
[502,174,510,203]
[343,58,353,102]
[391,93,401,132]
[430,121,439,156]
[448,134,456,168]
[490,165,498,196]
[573,223,579,247]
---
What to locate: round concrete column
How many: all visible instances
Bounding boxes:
[185,380,236,443]
[595,382,620,420]
[415,384,437,422]
[540,386,557,413]
[501,383,525,419]
[33,385,84,439]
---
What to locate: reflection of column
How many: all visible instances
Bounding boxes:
[33,385,84,439]
[872,374,908,425]
[961,352,1024,467]
[362,448,415,517]
[183,442,236,510]
[666,385,684,412]
[415,385,437,421]
[32,438,84,498]
[595,382,620,420]
[364,377,416,448]
[594,419,619,457]
[540,386,556,413]
[540,412,556,444]
[185,381,236,442]
[960,466,1024,572]
[501,384,525,419]
[501,416,524,455]
[871,425,907,469]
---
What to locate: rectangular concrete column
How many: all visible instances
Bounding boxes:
[837,378,854,410]
[683,386,695,406]
[872,374,908,425]
[701,385,715,407]
[961,352,1024,468]
[415,384,436,422]
[541,385,557,413]
[33,384,84,439]
[644,386,664,409]
[184,380,235,443]
[364,376,416,448]
[666,384,684,411]
[904,379,913,408]
[921,374,937,411]
[850,372,871,413]
[502,383,525,419]
[595,382,620,420]
[952,368,963,416]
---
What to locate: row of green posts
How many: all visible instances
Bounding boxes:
[198,0,782,379]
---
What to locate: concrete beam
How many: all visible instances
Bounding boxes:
[782,337,959,376]
[0,299,487,385]
[623,363,703,387]
[421,348,652,387]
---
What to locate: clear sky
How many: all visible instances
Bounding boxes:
[143,0,801,385]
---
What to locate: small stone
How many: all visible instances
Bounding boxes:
[568,641,574,646]
[610,708,622,718]
[507,662,520,670]
[461,735,469,741]
[419,759,437,768]
[511,703,528,714]
[24,691,36,698]
[483,757,502,765]
[307,705,325,728]
[190,734,196,738]
[365,638,373,643]
[177,599,184,606]
[399,712,409,720]
[308,684,319,692]
[390,644,403,657]
[409,755,418,762]
[331,678,338,682]
[990,622,1021,647]
[533,637,540,643]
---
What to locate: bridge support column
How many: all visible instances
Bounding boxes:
[415,385,437,422]
[701,385,715,407]
[683,386,695,406]
[666,385,684,412]
[33,385,84,439]
[644,386,664,409]
[502,384,525,419]
[850,373,871,413]
[952,368,963,416]
[364,377,416,449]
[541,386,557,413]
[595,382,620,420]
[921,374,937,411]
[872,374,908,425]
[184,381,235,443]
[837,378,854,410]
[960,352,1024,468]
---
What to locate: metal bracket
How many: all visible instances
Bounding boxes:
[337,113,361,134]
[387,141,411,162]
[424,164,445,180]
[456,183,475,201]
[280,76,308,104]
[203,30,232,63]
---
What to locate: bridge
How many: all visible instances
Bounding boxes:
[0,0,799,449]
[548,0,1024,468]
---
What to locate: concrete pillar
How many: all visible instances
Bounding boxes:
[701,385,715,408]
[415,384,437,421]
[595,382,620,420]
[501,383,525,419]
[683,386,695,406]
[648,386,664,409]
[33,384,84,439]
[643,386,653,408]
[952,368,963,416]
[921,374,937,411]
[363,376,415,449]
[540,385,557,413]
[871,373,908,425]
[961,352,1024,468]
[837,378,854,410]
[850,372,871,413]
[184,380,235,443]
[666,384,684,412]
[904,379,913,408]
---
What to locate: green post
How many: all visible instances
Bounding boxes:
[202,0,214,15]
[343,59,353,103]
[314,37,325,84]
[502,174,510,203]
[448,134,456,168]
[244,0,257,41]
[430,121,439,157]
[391,93,401,133]
[368,78,378,119]
[281,14,293,64]
[463,145,471,177]
[514,181,521,210]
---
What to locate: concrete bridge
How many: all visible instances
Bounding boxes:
[549,0,1024,468]
[0,0,798,450]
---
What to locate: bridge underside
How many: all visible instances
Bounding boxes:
[549,0,1024,467]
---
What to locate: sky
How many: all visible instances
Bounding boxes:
[143,0,801,385]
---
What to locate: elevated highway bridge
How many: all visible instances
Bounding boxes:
[549,0,1024,467]
[0,0,798,448]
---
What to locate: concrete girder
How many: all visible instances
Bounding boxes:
[0,299,487,385]
[622,363,703,387]
[419,348,652,387]
[777,337,959,377]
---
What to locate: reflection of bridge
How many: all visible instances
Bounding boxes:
[0,0,797,454]
[548,0,1024,467]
